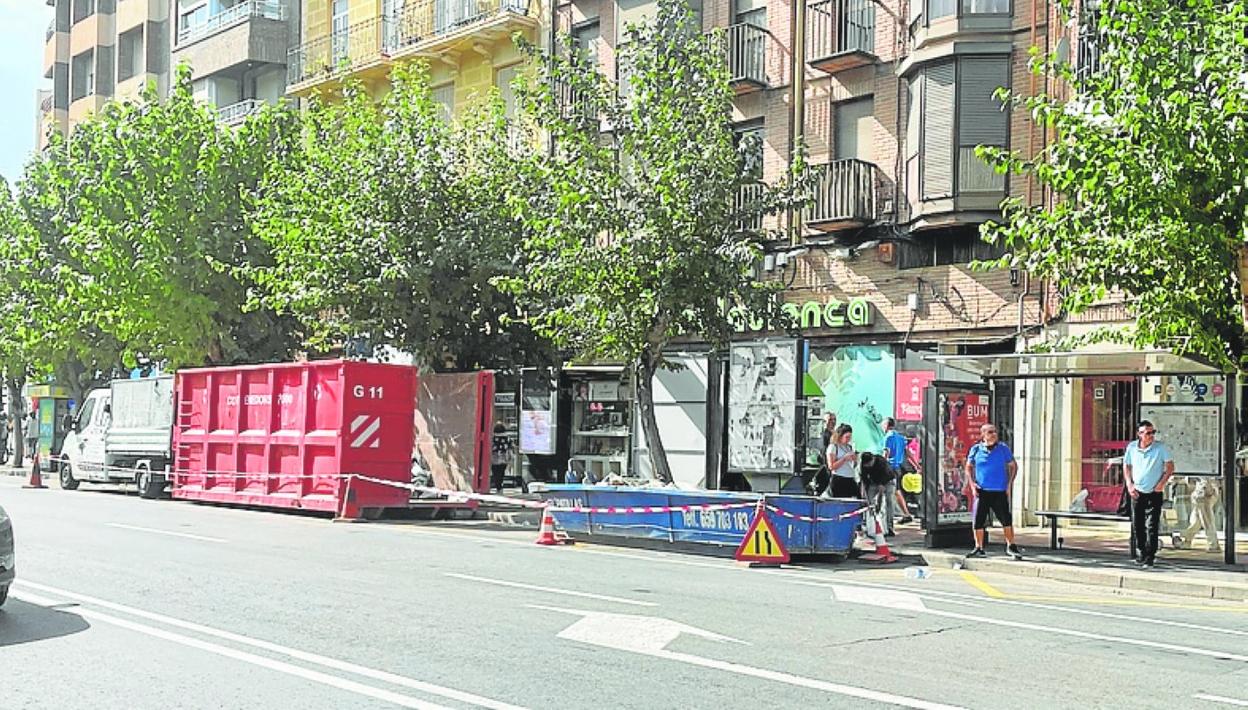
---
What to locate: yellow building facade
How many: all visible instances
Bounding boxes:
[287,0,542,120]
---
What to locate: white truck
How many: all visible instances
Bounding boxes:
[59,376,174,499]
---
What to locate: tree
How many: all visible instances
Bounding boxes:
[981,0,1248,370]
[0,179,39,461]
[499,0,810,483]
[14,66,302,398]
[250,64,551,371]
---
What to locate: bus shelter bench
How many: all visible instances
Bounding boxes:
[1033,510,1136,559]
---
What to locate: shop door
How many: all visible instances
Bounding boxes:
[1081,377,1139,512]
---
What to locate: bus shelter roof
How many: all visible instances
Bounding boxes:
[925,349,1225,381]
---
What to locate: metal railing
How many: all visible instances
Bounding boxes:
[726,23,768,87]
[807,159,876,226]
[806,0,874,62]
[40,94,54,113]
[217,99,263,125]
[389,0,532,53]
[288,15,391,86]
[735,183,765,232]
[1074,9,1104,83]
[178,0,283,45]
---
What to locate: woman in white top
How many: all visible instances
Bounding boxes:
[825,424,860,499]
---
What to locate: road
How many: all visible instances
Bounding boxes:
[2,476,1247,710]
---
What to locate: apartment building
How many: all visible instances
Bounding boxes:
[170,0,299,126]
[38,0,172,150]
[285,0,543,122]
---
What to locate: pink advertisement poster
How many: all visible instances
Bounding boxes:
[895,371,936,421]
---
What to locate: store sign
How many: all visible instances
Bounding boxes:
[895,371,935,422]
[731,297,873,333]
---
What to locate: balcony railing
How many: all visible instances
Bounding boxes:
[179,0,283,46]
[288,15,391,87]
[217,99,264,126]
[735,182,766,232]
[389,0,533,53]
[806,159,877,230]
[1074,9,1104,83]
[40,94,54,113]
[726,23,768,92]
[807,0,876,73]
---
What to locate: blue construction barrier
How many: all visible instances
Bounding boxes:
[537,485,862,555]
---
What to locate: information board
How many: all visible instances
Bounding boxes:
[1137,403,1221,476]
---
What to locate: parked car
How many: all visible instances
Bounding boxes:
[0,502,13,607]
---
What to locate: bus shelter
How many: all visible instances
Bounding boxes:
[925,350,1238,566]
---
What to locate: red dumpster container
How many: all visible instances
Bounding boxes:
[171,360,416,515]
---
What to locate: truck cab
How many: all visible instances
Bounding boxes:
[60,377,174,499]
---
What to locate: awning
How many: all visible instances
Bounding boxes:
[925,349,1225,380]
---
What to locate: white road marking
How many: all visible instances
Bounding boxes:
[13,589,453,710]
[830,585,927,612]
[1196,694,1248,707]
[15,580,525,710]
[535,604,964,710]
[446,572,659,607]
[829,584,1248,663]
[104,523,227,543]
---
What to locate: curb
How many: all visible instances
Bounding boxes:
[915,549,1248,602]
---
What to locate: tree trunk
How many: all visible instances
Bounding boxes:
[636,350,674,485]
[7,375,25,465]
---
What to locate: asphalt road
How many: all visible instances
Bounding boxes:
[2,476,1247,710]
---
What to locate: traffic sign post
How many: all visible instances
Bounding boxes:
[735,499,790,567]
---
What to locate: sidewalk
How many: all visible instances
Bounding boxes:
[892,525,1248,602]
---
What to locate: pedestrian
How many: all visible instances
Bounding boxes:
[825,423,860,499]
[24,410,39,464]
[490,423,514,493]
[964,423,1022,559]
[810,412,836,497]
[880,417,916,531]
[1123,420,1175,568]
[1175,477,1220,553]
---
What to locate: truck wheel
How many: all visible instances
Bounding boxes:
[60,462,80,490]
[136,468,159,500]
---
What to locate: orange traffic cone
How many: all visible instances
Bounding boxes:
[24,453,47,490]
[861,504,897,563]
[535,508,572,546]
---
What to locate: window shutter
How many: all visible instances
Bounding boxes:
[921,61,955,200]
[958,56,1009,193]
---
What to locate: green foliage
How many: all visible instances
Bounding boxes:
[500,0,810,480]
[250,64,551,371]
[981,0,1248,370]
[11,66,302,377]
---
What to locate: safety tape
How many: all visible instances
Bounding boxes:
[764,504,869,523]
[547,501,759,515]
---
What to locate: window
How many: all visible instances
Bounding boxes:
[118,26,144,83]
[834,96,875,162]
[924,0,1009,21]
[72,0,96,25]
[571,20,600,68]
[734,0,766,27]
[180,3,208,39]
[332,0,350,63]
[962,0,1009,13]
[75,398,96,432]
[495,65,520,119]
[71,49,95,101]
[897,226,1007,269]
[432,83,454,121]
[906,56,1009,201]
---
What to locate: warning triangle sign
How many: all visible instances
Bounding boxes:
[735,502,790,564]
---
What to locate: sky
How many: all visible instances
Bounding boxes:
[0,1,53,186]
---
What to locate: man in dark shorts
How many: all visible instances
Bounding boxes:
[964,423,1021,559]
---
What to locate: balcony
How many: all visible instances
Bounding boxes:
[735,182,766,232]
[726,23,769,94]
[178,0,283,45]
[805,159,878,231]
[217,98,264,126]
[807,0,876,74]
[388,0,538,61]
[288,16,392,94]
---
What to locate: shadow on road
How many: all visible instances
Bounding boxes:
[0,600,91,647]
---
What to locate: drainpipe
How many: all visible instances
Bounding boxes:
[790,0,807,246]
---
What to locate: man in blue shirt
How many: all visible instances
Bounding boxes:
[964,423,1020,558]
[1123,420,1175,568]
[880,418,916,532]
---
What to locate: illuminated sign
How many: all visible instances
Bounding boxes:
[731,297,873,333]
